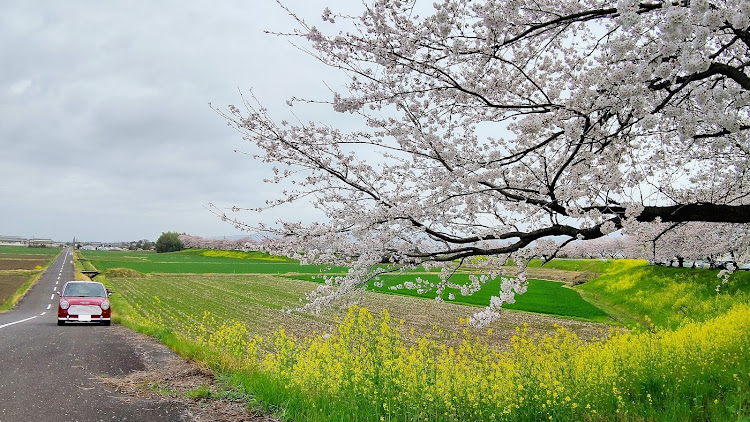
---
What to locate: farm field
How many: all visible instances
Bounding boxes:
[103,273,606,348]
[0,255,50,271]
[289,273,611,322]
[0,245,60,311]
[83,250,750,421]
[0,273,33,309]
[79,248,348,275]
[0,245,62,256]
[82,249,610,322]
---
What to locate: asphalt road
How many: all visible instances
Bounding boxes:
[0,249,191,421]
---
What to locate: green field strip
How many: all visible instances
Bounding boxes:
[0,245,63,256]
[284,273,611,323]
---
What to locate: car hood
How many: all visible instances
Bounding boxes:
[60,296,108,306]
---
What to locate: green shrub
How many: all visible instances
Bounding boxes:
[155,232,183,253]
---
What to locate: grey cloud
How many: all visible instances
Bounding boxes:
[1,0,350,241]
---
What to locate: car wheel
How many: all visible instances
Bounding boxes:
[57,320,65,326]
[103,320,111,326]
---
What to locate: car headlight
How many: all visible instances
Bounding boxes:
[60,300,69,310]
[100,301,110,310]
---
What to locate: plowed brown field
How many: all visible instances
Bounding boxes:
[0,254,52,306]
[0,255,49,270]
[0,274,30,306]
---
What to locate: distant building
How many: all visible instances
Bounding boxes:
[0,235,27,245]
[96,246,125,251]
[28,238,53,248]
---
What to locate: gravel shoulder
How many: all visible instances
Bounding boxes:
[101,328,276,422]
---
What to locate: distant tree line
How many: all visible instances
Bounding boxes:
[178,234,258,251]
[128,239,154,251]
[560,223,749,269]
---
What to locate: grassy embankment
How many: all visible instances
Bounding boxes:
[82,249,750,421]
[0,245,61,312]
[578,259,750,329]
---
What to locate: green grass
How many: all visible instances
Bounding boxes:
[526,258,617,273]
[84,249,611,323]
[79,249,346,275]
[0,245,62,256]
[103,273,329,341]
[288,273,611,323]
[77,250,750,330]
[578,259,750,329]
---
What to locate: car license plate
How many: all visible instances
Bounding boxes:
[79,315,92,322]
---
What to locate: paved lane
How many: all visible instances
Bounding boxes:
[0,248,190,421]
[0,248,71,327]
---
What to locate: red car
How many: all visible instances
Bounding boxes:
[57,281,111,326]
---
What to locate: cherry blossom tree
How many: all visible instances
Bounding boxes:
[629,222,750,267]
[178,234,258,251]
[216,0,750,323]
[562,235,644,259]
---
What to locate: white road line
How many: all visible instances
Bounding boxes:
[0,316,38,329]
[50,294,54,300]
[40,312,46,316]
[46,304,51,310]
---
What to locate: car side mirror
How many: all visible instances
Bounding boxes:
[106,289,114,297]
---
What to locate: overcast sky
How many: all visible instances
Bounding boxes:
[1,0,357,242]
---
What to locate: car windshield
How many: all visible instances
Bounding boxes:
[63,283,106,298]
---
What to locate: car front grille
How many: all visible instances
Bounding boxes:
[68,305,102,315]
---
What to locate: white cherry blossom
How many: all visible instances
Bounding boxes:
[215,0,750,324]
